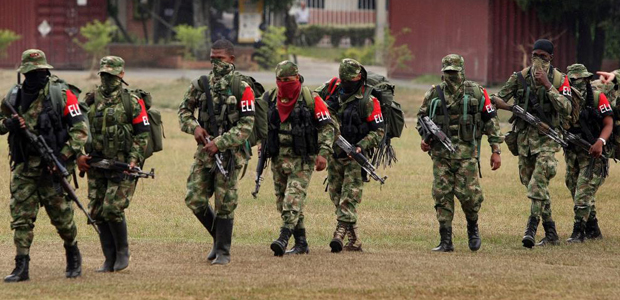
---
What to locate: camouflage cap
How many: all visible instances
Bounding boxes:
[566,64,594,79]
[275,60,299,78]
[99,56,125,76]
[441,54,464,72]
[339,58,362,80]
[17,49,54,74]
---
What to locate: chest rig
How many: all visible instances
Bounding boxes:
[197,74,241,138]
[428,81,484,143]
[512,67,564,131]
[88,90,133,160]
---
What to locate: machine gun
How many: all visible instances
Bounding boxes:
[335,136,387,184]
[80,157,155,179]
[251,140,268,198]
[417,116,456,153]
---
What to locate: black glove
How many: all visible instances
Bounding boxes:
[4,117,21,133]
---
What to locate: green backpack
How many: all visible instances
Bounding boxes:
[120,89,164,159]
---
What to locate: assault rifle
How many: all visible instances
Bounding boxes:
[560,128,608,160]
[251,140,268,198]
[198,135,228,178]
[79,157,155,179]
[417,116,456,153]
[335,136,387,184]
[493,97,568,148]
[3,87,99,234]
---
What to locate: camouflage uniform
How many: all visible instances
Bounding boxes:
[0,49,88,281]
[315,59,385,252]
[417,54,503,252]
[563,64,612,242]
[82,56,150,272]
[178,57,256,264]
[267,61,335,256]
[494,47,573,247]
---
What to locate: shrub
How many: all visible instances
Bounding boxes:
[74,20,116,74]
[0,29,21,58]
[255,27,287,70]
[298,25,375,47]
[174,24,207,60]
[341,47,375,65]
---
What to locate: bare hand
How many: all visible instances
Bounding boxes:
[204,140,219,156]
[421,141,431,152]
[597,71,616,84]
[490,153,501,170]
[347,147,362,160]
[589,140,604,158]
[77,155,91,172]
[535,70,552,89]
[315,155,327,171]
[194,126,209,146]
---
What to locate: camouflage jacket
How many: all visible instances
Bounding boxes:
[0,76,88,173]
[178,72,255,166]
[315,81,385,153]
[494,67,572,155]
[85,87,150,164]
[418,81,503,159]
[267,87,335,158]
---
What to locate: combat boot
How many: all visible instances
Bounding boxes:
[64,243,82,278]
[109,218,130,271]
[432,227,454,252]
[96,222,116,272]
[285,228,309,255]
[194,205,217,260]
[567,220,586,243]
[585,217,603,240]
[329,222,348,253]
[212,218,233,265]
[536,221,560,246]
[4,255,29,283]
[271,227,293,256]
[466,220,481,251]
[522,216,539,249]
[344,223,363,252]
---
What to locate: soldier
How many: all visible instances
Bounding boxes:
[0,49,88,282]
[265,61,335,256]
[178,39,255,265]
[563,64,612,242]
[315,58,384,253]
[77,56,150,272]
[492,39,573,248]
[417,54,503,252]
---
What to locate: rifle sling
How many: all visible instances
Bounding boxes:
[435,85,451,138]
[199,75,219,137]
[516,70,553,128]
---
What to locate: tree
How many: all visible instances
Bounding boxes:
[74,20,116,77]
[0,29,21,58]
[515,0,620,71]
[174,24,208,60]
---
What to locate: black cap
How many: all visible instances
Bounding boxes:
[533,39,554,55]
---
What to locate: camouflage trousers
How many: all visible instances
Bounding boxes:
[185,147,241,219]
[327,156,363,224]
[564,149,607,223]
[271,155,314,230]
[87,169,137,224]
[518,151,557,222]
[431,157,484,228]
[9,163,77,255]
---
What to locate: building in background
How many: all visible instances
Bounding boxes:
[284,0,379,26]
[389,0,576,84]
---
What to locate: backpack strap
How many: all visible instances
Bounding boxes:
[435,85,451,138]
[324,77,340,102]
[199,75,219,137]
[48,80,66,117]
[231,74,242,101]
[121,89,134,125]
[301,86,315,112]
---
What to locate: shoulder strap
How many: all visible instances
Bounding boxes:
[48,80,65,116]
[301,86,315,111]
[121,89,133,124]
[325,77,340,102]
[199,75,218,136]
[435,85,451,138]
[231,74,242,100]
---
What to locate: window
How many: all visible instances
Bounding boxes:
[358,0,376,10]
[307,0,325,9]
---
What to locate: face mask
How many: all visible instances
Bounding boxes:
[23,70,49,93]
[443,72,464,93]
[340,79,362,95]
[276,79,301,102]
[211,58,234,78]
[531,56,551,73]
[100,73,122,96]
[571,78,587,95]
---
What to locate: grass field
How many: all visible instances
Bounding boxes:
[0,70,620,299]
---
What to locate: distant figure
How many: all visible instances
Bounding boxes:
[295,1,310,25]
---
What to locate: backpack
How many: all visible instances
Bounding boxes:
[324,71,405,167]
[120,89,164,159]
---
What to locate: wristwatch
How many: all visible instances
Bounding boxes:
[492,148,501,155]
[598,137,607,146]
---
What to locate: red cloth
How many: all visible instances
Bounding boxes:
[276,80,301,122]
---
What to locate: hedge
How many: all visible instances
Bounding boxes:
[298,25,375,47]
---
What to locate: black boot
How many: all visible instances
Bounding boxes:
[96,222,116,272]
[64,243,82,278]
[585,217,603,240]
[522,216,539,248]
[194,206,217,260]
[466,220,481,251]
[567,220,586,243]
[329,222,348,253]
[271,227,293,256]
[109,218,130,271]
[536,221,560,246]
[431,227,454,252]
[212,218,233,265]
[4,255,29,283]
[285,228,309,255]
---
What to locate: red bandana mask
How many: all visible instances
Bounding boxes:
[276,80,301,122]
